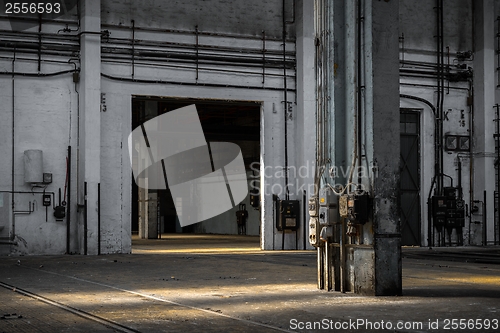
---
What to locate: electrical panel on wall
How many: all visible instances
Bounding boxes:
[276,200,300,231]
[431,187,465,229]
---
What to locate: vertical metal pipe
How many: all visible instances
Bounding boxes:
[283,0,289,200]
[84,181,87,255]
[340,218,346,293]
[195,25,199,81]
[303,190,306,250]
[356,0,363,187]
[439,0,444,195]
[66,146,71,254]
[37,14,42,72]
[10,51,15,241]
[98,182,101,255]
[497,104,500,245]
[496,21,500,93]
[484,190,487,245]
[317,246,324,289]
[131,20,135,78]
[262,30,266,84]
[435,0,442,194]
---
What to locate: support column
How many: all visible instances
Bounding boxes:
[79,0,101,255]
[473,0,495,245]
[368,0,402,296]
[316,0,401,296]
[296,0,316,249]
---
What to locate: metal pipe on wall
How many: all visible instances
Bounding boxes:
[10,50,15,241]
[356,0,363,188]
[100,73,295,92]
[98,182,100,255]
[84,181,87,255]
[66,146,71,254]
[484,190,487,245]
[282,0,289,200]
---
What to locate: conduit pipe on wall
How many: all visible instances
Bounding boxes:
[10,51,15,241]
[313,0,324,195]
[356,0,364,189]
[100,73,295,92]
[66,146,71,254]
[283,0,289,200]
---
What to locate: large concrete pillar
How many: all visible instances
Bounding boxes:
[473,0,495,245]
[367,0,402,296]
[316,0,401,296]
[78,0,101,255]
[296,0,316,249]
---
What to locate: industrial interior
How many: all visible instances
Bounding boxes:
[1,0,500,332]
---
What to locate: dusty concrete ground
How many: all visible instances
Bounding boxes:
[0,235,499,333]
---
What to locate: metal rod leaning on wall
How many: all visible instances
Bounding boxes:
[67,146,71,254]
[484,190,487,246]
[98,183,101,255]
[303,190,306,250]
[84,181,87,255]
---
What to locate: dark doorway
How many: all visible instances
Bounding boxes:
[131,97,261,236]
[400,109,421,246]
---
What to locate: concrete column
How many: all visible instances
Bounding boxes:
[320,0,401,296]
[296,0,316,249]
[79,0,101,255]
[147,192,158,238]
[367,0,402,296]
[473,0,495,245]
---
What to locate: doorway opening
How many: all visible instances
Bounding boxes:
[400,109,422,246]
[131,97,261,242]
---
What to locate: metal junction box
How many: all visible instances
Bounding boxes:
[276,200,300,231]
[340,193,370,224]
[309,217,320,247]
[318,187,339,225]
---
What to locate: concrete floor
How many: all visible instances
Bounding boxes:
[1,235,500,333]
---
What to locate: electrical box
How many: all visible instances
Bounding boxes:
[308,196,318,216]
[249,189,259,208]
[276,200,300,231]
[444,187,465,228]
[432,188,465,228]
[339,195,348,217]
[318,187,339,225]
[319,187,334,207]
[53,206,65,220]
[432,196,447,227]
[352,194,370,224]
[43,173,52,184]
[43,194,51,207]
[308,217,320,247]
[341,193,371,224]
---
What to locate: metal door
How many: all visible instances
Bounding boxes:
[400,110,421,246]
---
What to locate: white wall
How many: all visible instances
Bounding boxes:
[399,0,500,246]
